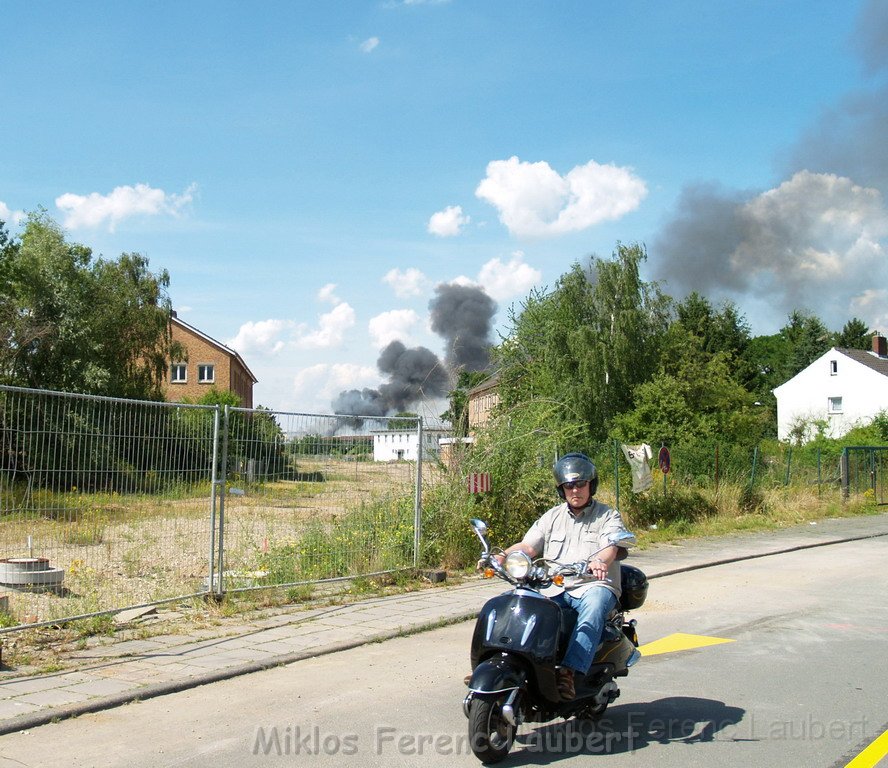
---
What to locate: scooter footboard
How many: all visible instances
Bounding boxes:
[468,656,528,694]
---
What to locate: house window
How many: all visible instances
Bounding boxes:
[830,360,838,375]
[828,396,843,414]
[171,364,187,383]
[198,364,215,383]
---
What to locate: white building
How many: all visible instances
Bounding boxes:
[372,428,449,462]
[773,335,888,442]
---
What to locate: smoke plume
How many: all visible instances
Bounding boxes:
[332,284,497,418]
[429,283,497,372]
[653,0,888,333]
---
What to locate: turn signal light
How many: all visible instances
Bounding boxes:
[483,568,495,579]
[552,574,564,586]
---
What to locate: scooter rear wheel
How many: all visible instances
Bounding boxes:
[467,694,515,763]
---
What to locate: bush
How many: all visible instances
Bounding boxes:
[622,486,719,529]
[258,493,416,583]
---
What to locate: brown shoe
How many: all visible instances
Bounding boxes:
[464,673,472,686]
[556,667,575,700]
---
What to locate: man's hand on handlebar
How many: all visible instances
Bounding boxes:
[587,557,608,580]
[476,552,506,572]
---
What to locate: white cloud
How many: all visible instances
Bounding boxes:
[360,37,380,53]
[428,205,470,237]
[446,252,542,303]
[368,309,420,348]
[658,170,888,332]
[228,301,356,355]
[733,172,888,297]
[449,274,478,289]
[477,251,543,301]
[294,302,356,349]
[0,201,25,227]
[55,182,196,231]
[382,267,430,298]
[475,156,647,237]
[851,288,888,332]
[317,283,340,304]
[227,319,297,355]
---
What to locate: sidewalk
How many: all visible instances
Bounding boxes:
[0,512,886,736]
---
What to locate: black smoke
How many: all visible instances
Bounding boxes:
[784,0,888,191]
[332,341,449,417]
[429,283,497,372]
[652,1,888,332]
[332,284,497,417]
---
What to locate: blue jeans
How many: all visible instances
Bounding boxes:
[552,587,617,674]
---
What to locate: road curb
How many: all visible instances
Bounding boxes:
[642,529,888,579]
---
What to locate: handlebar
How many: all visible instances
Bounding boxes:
[477,551,602,588]
[471,518,612,588]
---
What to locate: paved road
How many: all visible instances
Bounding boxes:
[1,535,887,767]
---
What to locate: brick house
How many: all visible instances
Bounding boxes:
[467,373,500,434]
[164,313,257,407]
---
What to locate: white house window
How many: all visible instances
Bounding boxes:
[829,360,838,375]
[198,364,215,383]
[171,363,187,383]
[828,396,843,413]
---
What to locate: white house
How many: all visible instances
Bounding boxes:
[372,428,449,462]
[773,335,888,442]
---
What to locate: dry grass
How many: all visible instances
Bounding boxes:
[0,457,442,627]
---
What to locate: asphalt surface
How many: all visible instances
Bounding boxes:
[0,511,886,738]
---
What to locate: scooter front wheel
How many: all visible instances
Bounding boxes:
[467,694,515,764]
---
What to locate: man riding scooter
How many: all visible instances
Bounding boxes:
[492,452,636,700]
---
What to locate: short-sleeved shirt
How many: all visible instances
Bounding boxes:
[521,499,635,598]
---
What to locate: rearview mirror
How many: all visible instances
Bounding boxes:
[469,518,488,537]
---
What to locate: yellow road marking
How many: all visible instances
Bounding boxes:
[638,632,735,656]
[845,728,888,767]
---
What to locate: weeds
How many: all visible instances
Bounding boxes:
[70,614,116,639]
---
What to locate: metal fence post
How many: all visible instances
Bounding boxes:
[413,416,423,568]
[841,448,849,501]
[750,445,759,488]
[208,405,221,598]
[216,405,230,595]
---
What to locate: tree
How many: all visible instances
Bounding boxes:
[780,310,832,381]
[612,326,765,447]
[387,411,420,431]
[0,219,49,380]
[495,243,669,442]
[673,292,752,383]
[834,317,872,350]
[0,211,177,399]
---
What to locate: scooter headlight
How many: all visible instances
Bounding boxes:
[504,551,532,580]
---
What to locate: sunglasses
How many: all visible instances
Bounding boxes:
[562,480,589,490]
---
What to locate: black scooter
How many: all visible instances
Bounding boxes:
[463,518,648,763]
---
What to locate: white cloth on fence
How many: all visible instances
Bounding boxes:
[621,443,653,493]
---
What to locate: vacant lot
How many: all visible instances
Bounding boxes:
[0,457,443,627]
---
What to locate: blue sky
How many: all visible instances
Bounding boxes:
[2,0,887,417]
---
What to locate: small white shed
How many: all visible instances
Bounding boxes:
[372,428,449,462]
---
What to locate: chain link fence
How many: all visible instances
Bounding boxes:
[0,386,430,631]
